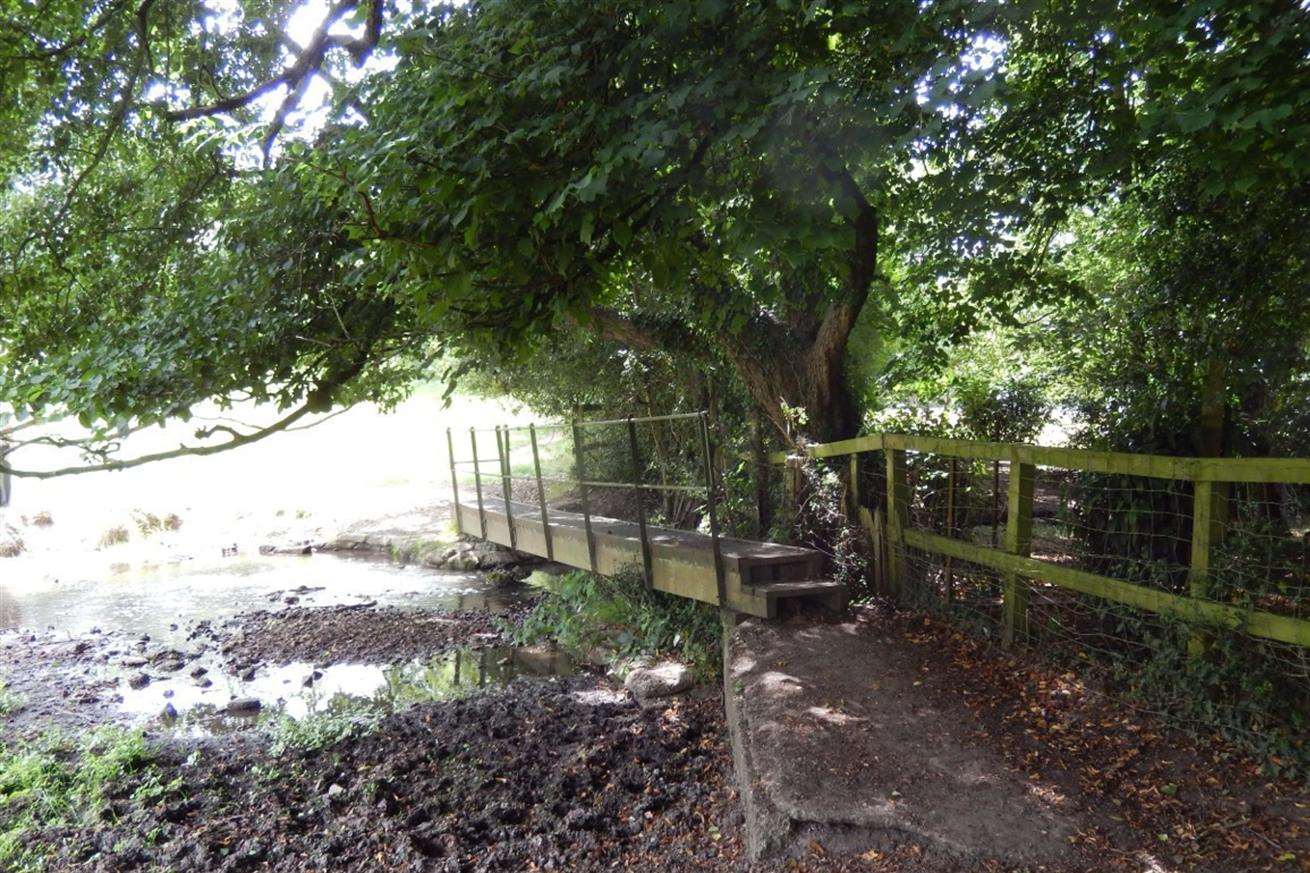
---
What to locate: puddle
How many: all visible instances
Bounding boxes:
[120,646,575,736]
[0,552,530,639]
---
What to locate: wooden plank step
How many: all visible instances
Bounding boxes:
[745,579,847,598]
[745,578,850,617]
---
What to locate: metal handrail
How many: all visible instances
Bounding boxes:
[468,470,704,493]
[447,411,725,600]
[573,411,704,428]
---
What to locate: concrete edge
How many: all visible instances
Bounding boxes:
[722,610,795,861]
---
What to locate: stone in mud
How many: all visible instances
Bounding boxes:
[225,697,261,714]
[624,661,694,706]
[127,672,151,689]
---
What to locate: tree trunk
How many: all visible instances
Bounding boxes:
[581,165,875,447]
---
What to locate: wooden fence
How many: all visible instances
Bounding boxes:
[769,434,1310,650]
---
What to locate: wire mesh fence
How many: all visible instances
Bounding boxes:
[764,433,1310,761]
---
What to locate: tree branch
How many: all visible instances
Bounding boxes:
[164,0,386,158]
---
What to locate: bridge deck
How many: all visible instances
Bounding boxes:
[455,496,847,618]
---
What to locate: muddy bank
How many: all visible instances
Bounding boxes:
[217,601,536,669]
[0,597,541,740]
[32,681,736,872]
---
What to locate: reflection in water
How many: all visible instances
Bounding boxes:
[0,586,19,628]
[150,646,574,736]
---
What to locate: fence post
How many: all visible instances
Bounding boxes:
[627,417,654,590]
[943,458,957,605]
[446,428,462,535]
[496,426,517,551]
[1002,451,1035,646]
[848,453,860,518]
[571,421,598,573]
[1188,479,1228,657]
[700,412,728,607]
[529,424,553,560]
[884,449,909,599]
[469,428,487,539]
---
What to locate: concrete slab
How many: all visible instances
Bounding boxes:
[724,609,1080,864]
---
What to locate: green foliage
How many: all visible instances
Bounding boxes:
[513,570,721,677]
[0,728,175,870]
[1090,610,1309,776]
[0,679,23,716]
[267,703,381,756]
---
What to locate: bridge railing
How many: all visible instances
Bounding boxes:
[446,411,727,603]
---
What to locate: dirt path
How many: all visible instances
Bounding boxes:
[725,606,1310,873]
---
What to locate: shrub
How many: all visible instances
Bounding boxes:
[512,569,722,678]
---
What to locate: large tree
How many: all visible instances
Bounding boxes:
[2,0,1306,475]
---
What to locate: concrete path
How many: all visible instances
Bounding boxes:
[724,608,1081,865]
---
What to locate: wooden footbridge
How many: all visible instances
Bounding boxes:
[446,412,847,619]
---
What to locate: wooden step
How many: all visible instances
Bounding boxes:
[742,556,824,585]
[744,578,849,615]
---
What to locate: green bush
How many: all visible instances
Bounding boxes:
[513,569,722,677]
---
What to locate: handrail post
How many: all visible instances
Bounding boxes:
[497,425,517,550]
[571,421,598,573]
[446,428,463,535]
[700,412,728,607]
[627,417,654,590]
[1002,450,1036,646]
[529,424,553,560]
[1187,479,1228,657]
[885,448,909,600]
[469,428,487,539]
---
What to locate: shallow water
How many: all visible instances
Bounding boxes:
[0,551,529,638]
[0,549,579,734]
[133,645,577,736]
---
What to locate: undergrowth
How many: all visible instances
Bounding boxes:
[512,569,722,677]
[0,680,25,716]
[266,700,383,755]
[0,728,177,871]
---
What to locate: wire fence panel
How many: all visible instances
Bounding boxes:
[761,431,1310,762]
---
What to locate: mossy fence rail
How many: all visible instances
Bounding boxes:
[768,434,1310,652]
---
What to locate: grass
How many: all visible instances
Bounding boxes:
[512,568,722,677]
[266,703,381,756]
[0,681,25,716]
[0,728,177,871]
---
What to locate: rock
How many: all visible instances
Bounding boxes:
[161,702,178,719]
[195,677,213,688]
[158,659,186,673]
[225,697,261,714]
[326,783,346,801]
[623,661,694,706]
[189,665,208,678]
[121,656,147,668]
[127,672,151,690]
[240,667,257,682]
